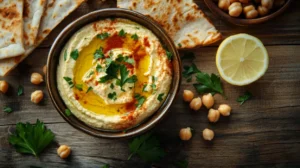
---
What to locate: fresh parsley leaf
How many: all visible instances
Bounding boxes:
[65,109,72,116]
[63,77,74,88]
[193,73,223,95]
[116,55,135,65]
[166,50,173,61]
[157,93,165,102]
[87,71,94,78]
[174,160,188,168]
[119,65,137,91]
[178,43,182,48]
[70,49,79,60]
[99,61,119,83]
[75,84,83,91]
[151,76,157,92]
[142,84,147,92]
[134,94,146,108]
[17,85,24,96]
[3,106,13,113]
[128,132,165,162]
[102,164,110,168]
[86,86,93,93]
[181,52,195,61]
[119,29,126,37]
[96,64,103,72]
[8,119,55,157]
[110,83,114,89]
[237,91,252,105]
[94,47,104,60]
[131,33,139,40]
[182,63,201,80]
[64,50,67,61]
[97,32,110,40]
[108,92,117,101]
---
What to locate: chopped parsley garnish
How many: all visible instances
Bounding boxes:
[110,83,114,89]
[181,51,195,61]
[65,109,72,116]
[116,54,134,65]
[86,86,93,93]
[97,32,110,40]
[237,91,253,105]
[102,164,110,168]
[17,85,24,96]
[63,77,74,88]
[157,93,165,102]
[99,61,119,83]
[182,63,201,82]
[134,94,146,108]
[8,119,55,157]
[118,29,126,37]
[94,47,105,59]
[131,33,139,40]
[108,92,117,101]
[70,49,79,60]
[64,50,67,61]
[117,65,137,91]
[96,64,103,72]
[193,72,223,95]
[87,71,94,78]
[151,76,157,92]
[178,43,182,48]
[166,50,173,61]
[3,106,13,113]
[142,84,147,92]
[75,84,83,91]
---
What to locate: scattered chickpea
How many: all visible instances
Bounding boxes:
[57,145,71,159]
[243,5,258,19]
[218,104,231,116]
[261,0,274,9]
[31,72,44,85]
[258,6,269,16]
[202,93,214,109]
[31,90,44,104]
[183,90,194,102]
[203,128,214,141]
[179,127,193,141]
[208,109,220,123]
[189,97,202,111]
[0,80,9,94]
[43,65,47,75]
[228,2,243,17]
[218,0,230,11]
[239,0,249,3]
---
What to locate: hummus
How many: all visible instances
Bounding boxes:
[57,18,173,130]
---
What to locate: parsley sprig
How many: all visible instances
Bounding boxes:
[116,65,137,91]
[193,72,223,95]
[237,91,252,105]
[134,94,146,107]
[70,49,79,60]
[3,106,13,113]
[97,32,110,40]
[94,47,105,60]
[182,63,201,82]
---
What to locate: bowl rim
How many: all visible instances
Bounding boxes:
[204,0,292,26]
[46,8,181,139]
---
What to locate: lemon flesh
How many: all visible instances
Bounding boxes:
[216,34,269,86]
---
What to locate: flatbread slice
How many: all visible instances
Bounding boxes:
[0,0,86,76]
[23,0,47,47]
[117,0,222,49]
[0,0,25,59]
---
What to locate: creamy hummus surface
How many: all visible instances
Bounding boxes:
[57,18,173,130]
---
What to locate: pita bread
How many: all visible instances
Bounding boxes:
[0,0,25,59]
[0,0,86,76]
[23,0,47,47]
[117,0,222,49]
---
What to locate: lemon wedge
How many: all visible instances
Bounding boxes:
[216,34,269,86]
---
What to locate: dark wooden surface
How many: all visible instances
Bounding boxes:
[1,0,300,167]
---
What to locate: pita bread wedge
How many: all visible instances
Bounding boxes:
[0,0,25,59]
[117,0,222,49]
[23,0,47,47]
[0,0,86,76]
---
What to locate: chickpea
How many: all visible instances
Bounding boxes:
[31,72,43,85]
[218,0,230,11]
[239,0,249,3]
[179,127,193,141]
[43,65,47,75]
[183,90,194,102]
[261,0,274,9]
[0,80,9,94]
[57,145,71,159]
[208,109,220,123]
[202,93,214,109]
[218,104,231,116]
[274,0,285,8]
[202,128,214,141]
[243,5,258,19]
[189,97,202,111]
[258,6,269,16]
[228,2,243,17]
[31,90,44,104]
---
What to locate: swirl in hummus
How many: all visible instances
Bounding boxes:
[57,18,173,130]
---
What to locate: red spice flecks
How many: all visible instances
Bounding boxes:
[94,81,99,86]
[133,45,147,68]
[75,94,79,100]
[104,34,124,53]
[143,37,150,47]
[83,100,87,104]
[125,101,136,113]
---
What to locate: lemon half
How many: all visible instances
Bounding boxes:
[216,34,269,86]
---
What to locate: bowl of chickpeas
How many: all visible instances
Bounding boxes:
[204,0,292,25]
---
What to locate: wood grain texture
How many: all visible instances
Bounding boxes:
[0,0,300,167]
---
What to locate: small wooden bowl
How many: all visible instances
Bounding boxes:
[204,0,292,26]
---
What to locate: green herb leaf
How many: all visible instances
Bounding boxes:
[193,72,223,95]
[142,84,147,92]
[97,32,110,40]
[3,106,13,113]
[119,29,126,37]
[166,50,173,61]
[134,94,146,108]
[108,92,117,101]
[182,63,201,81]
[65,109,72,116]
[75,84,83,91]
[63,77,74,88]
[181,52,195,61]
[96,64,103,72]
[64,50,67,61]
[87,71,94,78]
[101,164,110,168]
[119,65,137,91]
[237,91,253,105]
[17,85,24,96]
[116,55,134,65]
[157,93,165,102]
[94,47,104,60]
[174,160,188,168]
[86,86,93,93]
[110,83,114,89]
[128,132,165,162]
[70,49,79,60]
[99,61,119,83]
[8,119,55,157]
[131,33,139,40]
[178,43,182,48]
[151,76,157,92]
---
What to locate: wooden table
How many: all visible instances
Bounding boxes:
[1,1,300,167]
